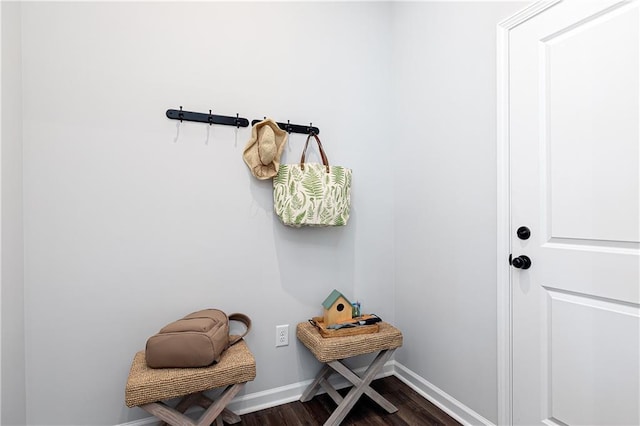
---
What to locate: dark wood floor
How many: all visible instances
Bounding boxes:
[239,376,461,426]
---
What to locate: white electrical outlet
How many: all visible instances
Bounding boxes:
[276,324,289,347]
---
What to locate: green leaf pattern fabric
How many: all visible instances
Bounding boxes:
[274,163,352,227]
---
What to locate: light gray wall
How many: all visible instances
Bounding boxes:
[20,2,393,425]
[391,2,526,424]
[1,2,27,425]
[3,2,530,425]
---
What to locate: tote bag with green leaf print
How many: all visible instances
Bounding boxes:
[273,133,352,227]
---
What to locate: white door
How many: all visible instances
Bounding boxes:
[509,1,639,425]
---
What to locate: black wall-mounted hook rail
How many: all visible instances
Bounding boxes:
[166,108,249,128]
[251,119,320,135]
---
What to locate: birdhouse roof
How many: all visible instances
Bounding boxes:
[322,289,352,310]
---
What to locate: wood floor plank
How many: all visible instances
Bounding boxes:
[239,376,461,425]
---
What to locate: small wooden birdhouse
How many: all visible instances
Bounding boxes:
[322,289,353,326]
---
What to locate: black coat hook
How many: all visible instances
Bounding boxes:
[250,118,320,135]
[166,108,249,128]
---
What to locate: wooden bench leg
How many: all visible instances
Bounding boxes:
[300,364,334,402]
[140,401,197,426]
[140,383,245,426]
[193,391,242,424]
[322,349,396,426]
[328,350,397,413]
[320,377,344,406]
[158,393,203,426]
[195,383,244,426]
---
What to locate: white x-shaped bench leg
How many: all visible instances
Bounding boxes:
[300,349,397,426]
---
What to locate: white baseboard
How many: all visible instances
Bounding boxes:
[229,360,395,415]
[116,417,157,426]
[392,361,495,426]
[118,361,493,426]
[118,361,395,426]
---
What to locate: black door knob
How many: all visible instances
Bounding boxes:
[512,255,532,270]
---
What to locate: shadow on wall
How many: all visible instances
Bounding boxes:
[264,170,356,307]
[273,214,356,306]
[245,158,356,309]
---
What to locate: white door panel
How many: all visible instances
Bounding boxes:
[544,3,639,244]
[550,290,639,426]
[509,1,640,424]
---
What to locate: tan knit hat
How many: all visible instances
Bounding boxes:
[243,118,288,180]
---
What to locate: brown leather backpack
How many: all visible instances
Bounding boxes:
[145,309,251,368]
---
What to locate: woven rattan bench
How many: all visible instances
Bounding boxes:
[125,340,256,426]
[297,321,403,426]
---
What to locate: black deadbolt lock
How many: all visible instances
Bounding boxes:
[517,226,531,240]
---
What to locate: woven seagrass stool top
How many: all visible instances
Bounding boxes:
[296,322,403,363]
[125,339,256,407]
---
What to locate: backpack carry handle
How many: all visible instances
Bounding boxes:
[228,313,252,346]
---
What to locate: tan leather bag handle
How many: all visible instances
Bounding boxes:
[228,313,252,346]
[300,133,330,173]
